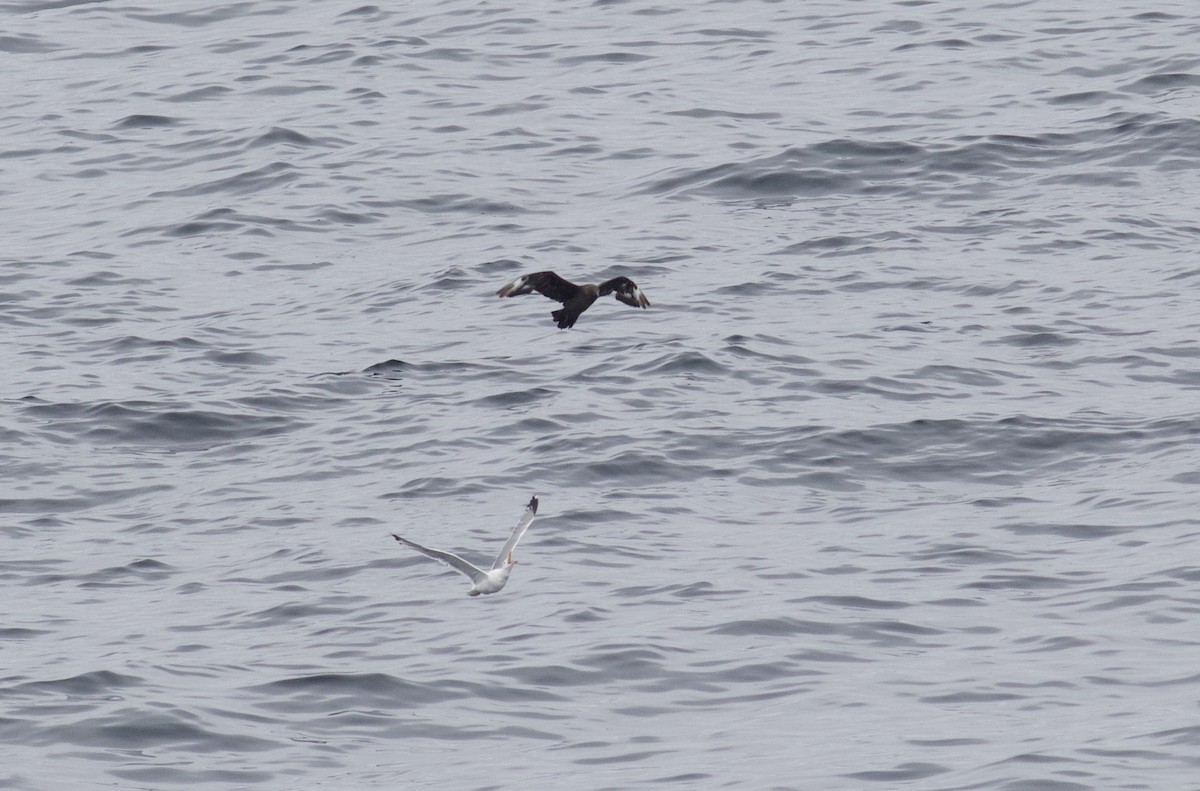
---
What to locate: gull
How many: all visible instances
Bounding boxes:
[391,495,538,596]
[496,271,650,329]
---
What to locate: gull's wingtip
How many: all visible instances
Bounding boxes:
[528,494,539,513]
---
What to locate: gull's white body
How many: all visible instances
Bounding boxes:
[468,565,514,596]
[392,495,538,596]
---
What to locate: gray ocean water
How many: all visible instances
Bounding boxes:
[4,1,1200,788]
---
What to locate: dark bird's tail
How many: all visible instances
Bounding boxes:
[551,308,578,329]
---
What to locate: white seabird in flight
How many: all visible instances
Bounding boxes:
[391,495,538,596]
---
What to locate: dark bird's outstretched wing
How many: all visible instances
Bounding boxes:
[496,271,580,304]
[598,276,651,309]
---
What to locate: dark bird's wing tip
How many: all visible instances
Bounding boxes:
[496,277,522,298]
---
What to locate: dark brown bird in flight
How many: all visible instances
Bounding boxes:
[496,271,651,329]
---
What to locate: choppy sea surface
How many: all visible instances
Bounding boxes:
[4,1,1200,788]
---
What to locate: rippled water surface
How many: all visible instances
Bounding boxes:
[5,1,1200,789]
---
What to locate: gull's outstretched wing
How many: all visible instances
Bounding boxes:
[599,276,651,309]
[492,495,538,570]
[497,272,579,304]
[392,534,487,584]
